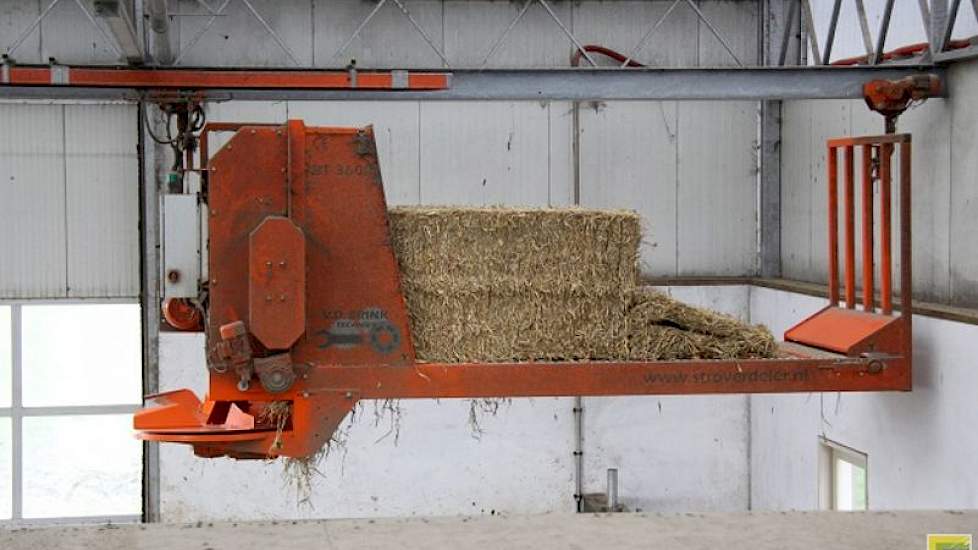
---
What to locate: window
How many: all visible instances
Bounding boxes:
[0,303,143,523]
[819,438,868,511]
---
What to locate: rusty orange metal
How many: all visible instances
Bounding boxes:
[134,123,916,460]
[863,75,941,133]
[3,65,449,91]
[880,143,893,315]
[786,132,912,387]
[248,217,306,350]
[161,298,203,331]
[843,146,856,309]
[785,306,901,354]
[862,144,875,313]
[828,145,839,305]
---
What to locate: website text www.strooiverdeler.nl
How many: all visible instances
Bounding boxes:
[643,368,810,385]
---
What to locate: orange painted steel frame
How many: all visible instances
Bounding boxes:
[135,123,914,460]
[3,65,449,91]
[784,133,911,369]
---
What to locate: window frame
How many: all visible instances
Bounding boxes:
[0,301,143,525]
[818,436,869,511]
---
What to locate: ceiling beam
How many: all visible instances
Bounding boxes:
[0,64,946,102]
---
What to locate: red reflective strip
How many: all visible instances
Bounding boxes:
[8,67,51,84]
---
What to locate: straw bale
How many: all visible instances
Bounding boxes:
[405,290,628,362]
[388,207,640,295]
[387,206,776,363]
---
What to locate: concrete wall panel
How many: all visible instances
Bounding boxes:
[750,286,978,510]
[158,332,576,521]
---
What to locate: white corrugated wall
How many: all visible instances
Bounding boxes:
[0,102,139,300]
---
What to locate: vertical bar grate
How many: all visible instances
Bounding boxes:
[844,146,856,308]
[826,135,910,319]
[828,145,839,305]
[861,144,875,312]
[880,144,893,314]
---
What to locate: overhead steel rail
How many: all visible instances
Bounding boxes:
[0,63,946,101]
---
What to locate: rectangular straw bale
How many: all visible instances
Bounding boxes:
[387,206,776,363]
[406,290,628,362]
[388,207,640,295]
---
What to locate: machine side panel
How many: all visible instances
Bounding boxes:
[294,126,416,366]
[207,128,288,359]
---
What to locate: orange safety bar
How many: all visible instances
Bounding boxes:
[826,133,911,317]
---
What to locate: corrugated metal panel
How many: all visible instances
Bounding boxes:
[0,1,42,64]
[313,0,443,68]
[697,0,758,66]
[40,0,119,65]
[176,0,313,67]
[579,101,679,276]
[898,99,952,303]
[671,2,759,276]
[547,101,575,207]
[444,1,571,68]
[676,101,757,275]
[65,104,139,298]
[0,104,68,299]
[779,100,813,281]
[806,100,850,285]
[287,101,423,205]
[572,1,700,67]
[418,102,554,206]
[947,62,978,306]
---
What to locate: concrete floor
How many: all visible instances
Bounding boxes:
[2,511,976,550]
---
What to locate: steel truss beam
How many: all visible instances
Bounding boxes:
[0,64,945,101]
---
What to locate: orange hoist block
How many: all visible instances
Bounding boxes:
[135,120,914,460]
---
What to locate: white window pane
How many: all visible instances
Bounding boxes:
[0,417,11,520]
[0,305,10,408]
[851,463,867,511]
[834,456,868,511]
[22,304,142,407]
[23,415,141,518]
[834,458,854,510]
